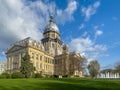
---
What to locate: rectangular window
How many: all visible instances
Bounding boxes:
[55,59,57,64]
[48,58,49,63]
[36,54,38,60]
[36,63,39,70]
[32,53,34,59]
[44,64,45,70]
[52,59,54,64]
[52,43,54,48]
[46,65,47,70]
[40,55,42,61]
[52,34,55,38]
[46,57,47,63]
[40,63,42,70]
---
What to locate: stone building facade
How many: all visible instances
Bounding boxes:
[0,61,6,74]
[6,16,83,77]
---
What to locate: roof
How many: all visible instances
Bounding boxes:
[44,15,60,34]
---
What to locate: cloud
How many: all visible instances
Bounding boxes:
[69,36,107,61]
[0,0,46,58]
[0,0,43,40]
[56,0,77,24]
[81,1,100,21]
[0,0,78,57]
[112,17,118,21]
[79,24,84,30]
[95,30,103,36]
[93,24,103,41]
[81,31,88,37]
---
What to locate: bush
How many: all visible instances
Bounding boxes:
[11,72,23,79]
[53,75,58,78]
[63,75,68,77]
[0,72,11,79]
[34,73,42,78]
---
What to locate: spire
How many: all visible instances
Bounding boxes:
[49,15,54,23]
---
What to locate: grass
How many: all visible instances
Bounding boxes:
[0,78,120,90]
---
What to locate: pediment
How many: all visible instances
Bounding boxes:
[7,45,25,53]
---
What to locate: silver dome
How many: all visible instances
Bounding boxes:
[44,16,60,34]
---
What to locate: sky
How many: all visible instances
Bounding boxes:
[0,0,120,69]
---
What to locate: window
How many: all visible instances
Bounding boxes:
[36,54,38,60]
[48,58,49,63]
[32,53,34,59]
[52,43,54,48]
[44,64,45,70]
[55,59,57,64]
[36,63,39,69]
[40,55,42,61]
[44,57,47,63]
[52,59,54,64]
[40,63,42,70]
[46,65,47,70]
[52,34,55,38]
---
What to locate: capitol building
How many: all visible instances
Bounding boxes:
[6,16,83,77]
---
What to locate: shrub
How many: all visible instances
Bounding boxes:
[0,72,11,79]
[34,73,42,78]
[53,75,58,78]
[63,75,68,77]
[11,72,23,79]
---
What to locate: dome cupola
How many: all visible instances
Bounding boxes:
[44,15,60,34]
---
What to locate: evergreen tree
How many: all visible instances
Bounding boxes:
[20,53,34,78]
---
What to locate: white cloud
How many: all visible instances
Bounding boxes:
[56,0,77,24]
[0,0,43,41]
[94,30,103,41]
[0,0,78,57]
[69,36,107,61]
[95,30,103,36]
[93,24,103,41]
[0,51,5,56]
[94,26,98,29]
[82,31,88,37]
[79,24,84,30]
[81,1,100,21]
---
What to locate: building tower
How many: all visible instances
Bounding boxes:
[42,15,63,56]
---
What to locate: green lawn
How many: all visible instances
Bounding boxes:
[0,78,120,90]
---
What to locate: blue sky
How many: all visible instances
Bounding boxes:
[0,0,120,69]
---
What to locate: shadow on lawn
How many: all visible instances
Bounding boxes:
[35,78,120,90]
[31,79,113,90]
[0,79,120,90]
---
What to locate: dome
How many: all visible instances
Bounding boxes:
[44,16,60,34]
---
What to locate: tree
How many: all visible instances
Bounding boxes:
[88,60,100,78]
[81,55,88,75]
[115,61,120,73]
[20,53,34,78]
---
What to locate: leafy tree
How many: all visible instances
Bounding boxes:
[88,60,100,78]
[20,53,34,78]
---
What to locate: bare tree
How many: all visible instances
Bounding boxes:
[81,55,88,73]
[115,61,120,73]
